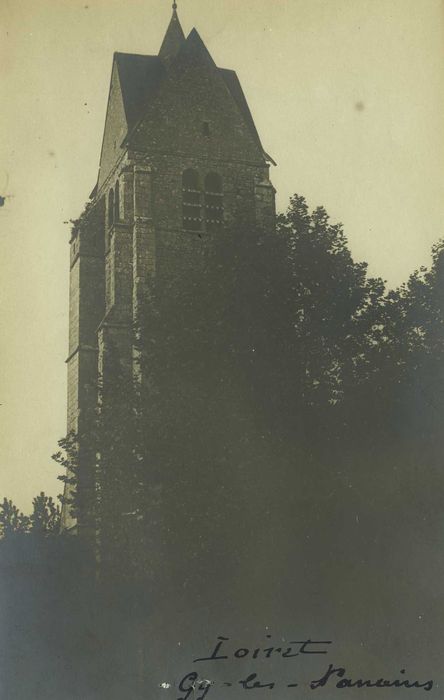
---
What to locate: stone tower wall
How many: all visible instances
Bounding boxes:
[63,197,105,531]
[63,24,276,532]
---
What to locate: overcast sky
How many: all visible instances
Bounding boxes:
[1,0,444,511]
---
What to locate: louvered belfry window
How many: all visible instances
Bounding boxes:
[182,169,202,231]
[204,173,224,232]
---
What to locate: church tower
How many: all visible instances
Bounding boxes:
[63,4,276,531]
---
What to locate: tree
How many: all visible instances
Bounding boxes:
[52,430,80,521]
[345,238,444,443]
[0,493,61,539]
[0,498,30,537]
[51,193,444,616]
[30,492,61,535]
[124,194,391,604]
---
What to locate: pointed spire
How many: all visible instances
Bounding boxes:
[159,2,185,66]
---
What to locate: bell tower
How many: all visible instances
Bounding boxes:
[63,3,276,531]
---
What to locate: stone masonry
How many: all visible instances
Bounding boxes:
[63,5,276,531]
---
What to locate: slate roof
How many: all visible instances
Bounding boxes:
[92,12,273,196]
[158,7,185,65]
[115,53,165,131]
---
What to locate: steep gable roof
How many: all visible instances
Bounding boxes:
[179,26,217,69]
[115,53,165,131]
[94,13,271,195]
[96,60,128,190]
[113,48,265,154]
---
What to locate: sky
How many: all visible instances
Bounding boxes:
[1,0,444,511]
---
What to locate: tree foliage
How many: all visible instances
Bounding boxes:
[0,498,30,537]
[3,192,443,697]
[0,493,61,539]
[49,194,444,602]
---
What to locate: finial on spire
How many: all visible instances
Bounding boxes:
[159,0,184,64]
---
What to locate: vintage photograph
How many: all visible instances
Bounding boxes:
[1,0,444,697]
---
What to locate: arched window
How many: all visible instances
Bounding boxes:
[114,180,120,222]
[108,188,114,227]
[204,173,224,231]
[182,169,202,231]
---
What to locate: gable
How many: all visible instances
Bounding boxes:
[127,30,266,164]
[96,28,268,192]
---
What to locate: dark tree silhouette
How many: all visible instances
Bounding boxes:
[15,193,440,698]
